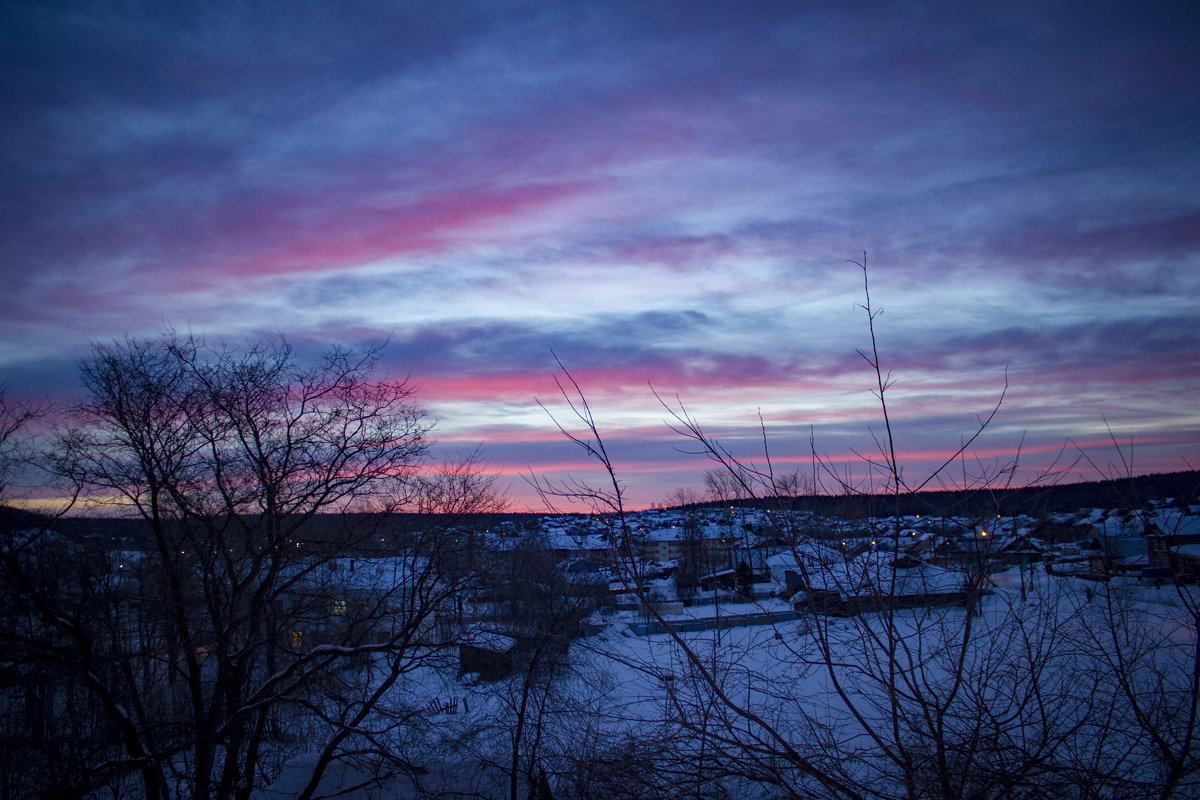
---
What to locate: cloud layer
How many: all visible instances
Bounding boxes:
[3,0,1198,508]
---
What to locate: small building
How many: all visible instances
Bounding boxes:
[458,626,520,682]
[769,549,971,616]
[640,524,740,570]
[1143,512,1200,580]
[996,534,1048,566]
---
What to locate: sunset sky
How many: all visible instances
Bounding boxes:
[2,1,1198,510]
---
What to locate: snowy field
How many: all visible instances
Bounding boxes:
[261,565,1200,799]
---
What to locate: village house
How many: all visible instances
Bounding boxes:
[639,523,741,569]
[1144,509,1200,580]
[768,547,970,616]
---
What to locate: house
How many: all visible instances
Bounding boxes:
[995,534,1048,566]
[1031,517,1101,546]
[457,622,577,682]
[1144,513,1200,581]
[541,524,613,566]
[639,526,689,564]
[933,530,1000,565]
[767,542,842,591]
[640,524,740,569]
[898,530,938,558]
[768,548,971,616]
[284,556,448,651]
[458,626,520,682]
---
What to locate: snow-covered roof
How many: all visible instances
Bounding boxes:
[314,556,431,591]
[641,524,734,542]
[773,549,963,596]
[1149,509,1200,538]
[643,527,683,542]
[541,529,608,551]
[461,625,518,652]
[1175,543,1200,559]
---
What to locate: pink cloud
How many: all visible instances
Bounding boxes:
[146,180,591,291]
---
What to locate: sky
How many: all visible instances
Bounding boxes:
[2,0,1198,511]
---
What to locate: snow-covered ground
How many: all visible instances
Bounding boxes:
[259,560,1200,799]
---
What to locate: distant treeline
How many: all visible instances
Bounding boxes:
[5,470,1198,545]
[698,469,1200,519]
[481,469,1200,521]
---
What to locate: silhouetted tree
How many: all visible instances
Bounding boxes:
[531,258,1115,800]
[0,332,506,800]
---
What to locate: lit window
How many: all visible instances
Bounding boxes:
[291,631,304,649]
[333,599,347,615]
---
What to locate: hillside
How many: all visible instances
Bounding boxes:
[675,469,1200,519]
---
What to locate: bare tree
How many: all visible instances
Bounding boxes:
[0,332,506,800]
[1058,439,1200,799]
[531,257,1107,799]
[644,258,1103,799]
[704,468,750,505]
[666,487,704,509]
[0,392,104,797]
[0,389,42,500]
[530,357,863,799]
[492,537,605,800]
